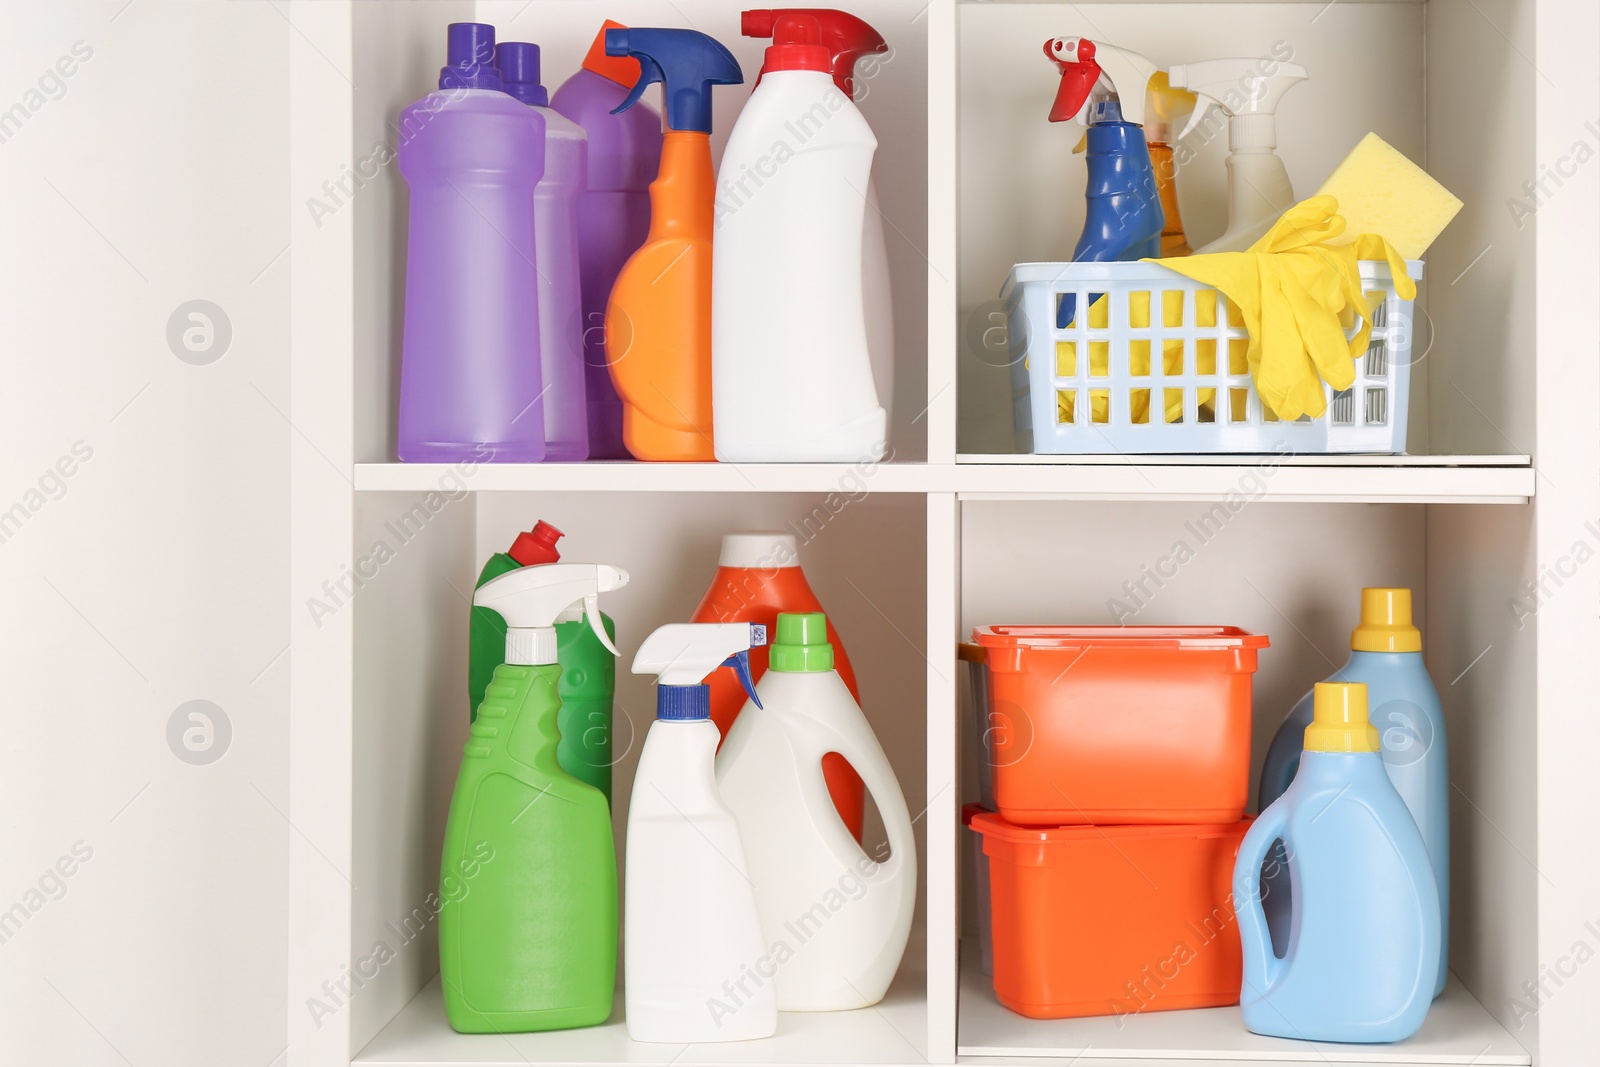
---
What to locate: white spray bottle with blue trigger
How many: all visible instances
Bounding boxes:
[625,623,776,1043]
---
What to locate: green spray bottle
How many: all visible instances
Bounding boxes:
[469,521,618,801]
[440,562,628,1033]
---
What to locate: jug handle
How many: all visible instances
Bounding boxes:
[1258,741,1300,811]
[789,706,917,896]
[1234,804,1290,995]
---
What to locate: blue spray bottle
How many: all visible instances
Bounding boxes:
[1258,588,1448,997]
[1045,37,1166,328]
[1234,682,1441,1043]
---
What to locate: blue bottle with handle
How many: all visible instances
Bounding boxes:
[1235,682,1441,1043]
[1257,588,1448,996]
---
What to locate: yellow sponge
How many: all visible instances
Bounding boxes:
[1314,133,1462,259]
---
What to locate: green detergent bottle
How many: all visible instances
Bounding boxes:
[440,562,629,1033]
[469,521,618,801]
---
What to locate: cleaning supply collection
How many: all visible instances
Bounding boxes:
[1006,34,1462,455]
[966,588,1451,1042]
[449,523,913,1037]
[397,13,892,466]
[406,10,1471,1052]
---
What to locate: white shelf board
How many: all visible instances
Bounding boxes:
[949,463,1533,504]
[353,461,935,495]
[957,946,1529,1065]
[957,454,1531,467]
[356,958,928,1067]
[353,462,1533,504]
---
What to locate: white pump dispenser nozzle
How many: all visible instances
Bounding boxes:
[1169,57,1309,253]
[633,623,766,688]
[472,562,628,666]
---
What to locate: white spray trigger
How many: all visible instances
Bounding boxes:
[583,593,618,656]
[1176,92,1219,142]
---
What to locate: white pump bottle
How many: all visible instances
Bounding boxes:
[1170,57,1309,253]
[626,623,775,1043]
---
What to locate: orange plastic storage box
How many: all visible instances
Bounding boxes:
[970,810,1250,1020]
[971,626,1268,826]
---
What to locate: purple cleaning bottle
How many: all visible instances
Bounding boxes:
[497,43,590,461]
[397,23,546,463]
[551,22,664,460]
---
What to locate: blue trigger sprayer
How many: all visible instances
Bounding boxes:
[1046,37,1166,328]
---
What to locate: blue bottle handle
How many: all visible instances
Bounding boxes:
[1234,803,1291,995]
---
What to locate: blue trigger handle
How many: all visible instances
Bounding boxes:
[722,650,762,709]
[611,52,661,117]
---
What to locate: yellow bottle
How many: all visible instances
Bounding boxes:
[1145,72,1196,257]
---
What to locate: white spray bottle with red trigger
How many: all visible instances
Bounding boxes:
[626,623,775,1042]
[712,12,886,462]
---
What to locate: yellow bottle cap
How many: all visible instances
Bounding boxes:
[1304,682,1381,753]
[1350,587,1421,652]
[1299,684,1376,751]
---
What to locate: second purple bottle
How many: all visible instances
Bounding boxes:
[551,22,665,461]
[497,41,591,462]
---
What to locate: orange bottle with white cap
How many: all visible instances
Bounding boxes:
[690,531,865,840]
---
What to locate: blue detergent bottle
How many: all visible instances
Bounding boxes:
[1044,37,1165,328]
[1235,682,1441,1044]
[1258,588,1448,996]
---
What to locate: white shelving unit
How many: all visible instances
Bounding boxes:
[288,1,1598,1066]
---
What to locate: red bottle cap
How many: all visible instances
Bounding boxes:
[508,520,564,566]
[758,13,830,76]
[742,9,887,98]
[581,19,645,88]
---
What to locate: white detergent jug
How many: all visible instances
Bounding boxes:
[715,612,915,1010]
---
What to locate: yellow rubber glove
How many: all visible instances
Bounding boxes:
[1145,195,1414,421]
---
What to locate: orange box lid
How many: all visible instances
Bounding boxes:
[969,808,1253,843]
[971,625,1268,652]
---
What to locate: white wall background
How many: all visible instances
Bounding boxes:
[0,2,289,1064]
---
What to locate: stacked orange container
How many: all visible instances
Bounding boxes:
[967,625,1269,1021]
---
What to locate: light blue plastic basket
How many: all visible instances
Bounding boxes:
[1001,260,1423,455]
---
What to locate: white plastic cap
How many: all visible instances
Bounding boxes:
[508,627,559,666]
[719,532,800,569]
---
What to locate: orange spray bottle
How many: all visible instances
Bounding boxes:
[603,29,743,461]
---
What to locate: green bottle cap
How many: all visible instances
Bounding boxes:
[768,612,833,673]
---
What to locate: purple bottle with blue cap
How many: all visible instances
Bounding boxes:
[397,23,546,463]
[497,43,590,461]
